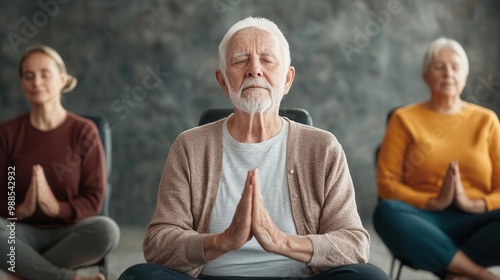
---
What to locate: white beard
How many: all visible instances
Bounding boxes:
[228,76,284,114]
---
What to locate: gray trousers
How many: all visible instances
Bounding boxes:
[0,216,120,280]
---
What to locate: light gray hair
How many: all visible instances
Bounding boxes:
[218,16,291,76]
[422,37,469,75]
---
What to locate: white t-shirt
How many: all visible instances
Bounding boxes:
[200,117,313,277]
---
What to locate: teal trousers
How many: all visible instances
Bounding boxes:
[373,200,500,277]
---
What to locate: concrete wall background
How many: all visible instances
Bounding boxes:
[1,0,499,226]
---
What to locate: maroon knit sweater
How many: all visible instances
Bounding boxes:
[0,112,105,227]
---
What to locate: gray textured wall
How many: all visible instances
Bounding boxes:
[1,0,499,226]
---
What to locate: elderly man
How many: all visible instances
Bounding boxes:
[119,16,388,280]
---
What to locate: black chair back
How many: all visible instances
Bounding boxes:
[81,115,112,216]
[198,108,313,126]
[78,115,112,277]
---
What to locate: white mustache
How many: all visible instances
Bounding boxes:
[240,77,272,92]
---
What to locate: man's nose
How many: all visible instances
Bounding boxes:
[246,58,263,77]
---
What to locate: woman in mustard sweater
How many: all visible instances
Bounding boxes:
[374,37,500,280]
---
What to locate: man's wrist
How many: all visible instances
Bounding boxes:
[280,235,313,263]
[203,233,229,261]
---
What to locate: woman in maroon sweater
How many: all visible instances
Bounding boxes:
[0,45,119,280]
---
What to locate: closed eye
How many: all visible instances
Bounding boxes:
[233,58,248,65]
[41,70,52,79]
[433,63,444,69]
[261,54,276,64]
[23,72,35,80]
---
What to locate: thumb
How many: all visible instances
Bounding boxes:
[454,164,461,178]
[31,166,37,185]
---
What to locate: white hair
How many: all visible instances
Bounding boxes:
[218,16,291,76]
[422,37,469,75]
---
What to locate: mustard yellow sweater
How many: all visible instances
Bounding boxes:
[377,102,500,211]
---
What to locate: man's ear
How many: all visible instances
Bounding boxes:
[283,66,295,96]
[216,69,230,97]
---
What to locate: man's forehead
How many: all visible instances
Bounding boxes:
[227,27,280,52]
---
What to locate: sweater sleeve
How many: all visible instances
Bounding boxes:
[143,134,209,276]
[485,112,500,211]
[306,143,370,271]
[377,111,435,208]
[56,122,105,222]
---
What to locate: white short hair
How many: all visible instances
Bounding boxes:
[218,16,291,76]
[422,37,469,75]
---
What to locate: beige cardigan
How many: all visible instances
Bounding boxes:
[143,117,370,277]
